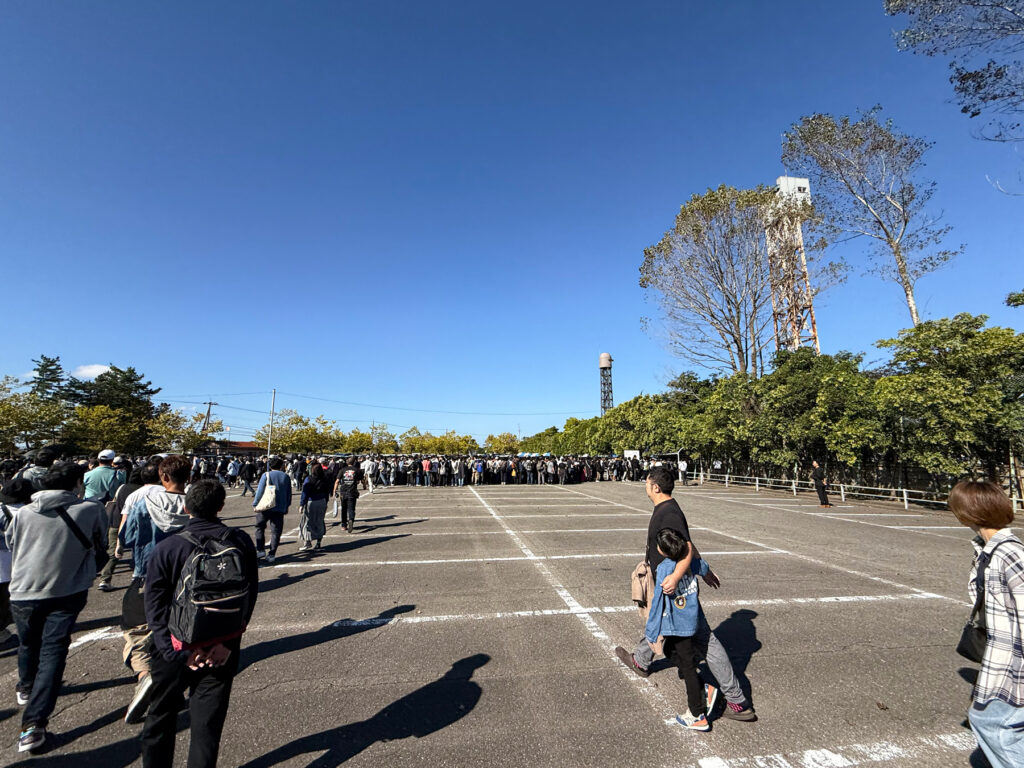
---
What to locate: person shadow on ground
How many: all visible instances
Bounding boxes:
[237,604,415,674]
[238,653,490,768]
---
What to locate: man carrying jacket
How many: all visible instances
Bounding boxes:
[5,462,107,754]
[141,479,258,768]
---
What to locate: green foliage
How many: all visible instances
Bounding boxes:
[64,405,138,454]
[147,410,224,454]
[483,432,520,455]
[1007,290,1024,308]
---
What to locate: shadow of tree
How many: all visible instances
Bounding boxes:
[258,569,331,594]
[238,605,416,674]
[238,653,490,768]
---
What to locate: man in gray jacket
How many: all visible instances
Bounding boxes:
[5,462,107,754]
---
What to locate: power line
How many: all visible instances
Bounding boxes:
[276,391,595,418]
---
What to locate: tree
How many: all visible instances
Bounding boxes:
[1008,289,1024,307]
[783,108,961,326]
[483,432,520,454]
[65,405,137,454]
[886,0,1024,141]
[641,185,780,376]
[147,409,224,453]
[62,365,161,452]
[520,426,560,454]
[29,355,65,401]
[370,423,399,454]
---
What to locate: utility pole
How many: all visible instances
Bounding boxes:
[201,401,218,431]
[266,389,276,458]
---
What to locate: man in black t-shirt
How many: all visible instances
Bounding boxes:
[614,467,757,721]
[332,457,364,533]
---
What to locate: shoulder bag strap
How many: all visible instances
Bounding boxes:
[54,505,94,553]
[972,540,1008,627]
[1,503,11,523]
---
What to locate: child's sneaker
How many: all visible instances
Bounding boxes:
[675,710,710,731]
[705,683,719,714]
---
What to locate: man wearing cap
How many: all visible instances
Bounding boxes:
[83,450,125,503]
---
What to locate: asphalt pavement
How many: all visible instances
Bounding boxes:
[0,479,988,767]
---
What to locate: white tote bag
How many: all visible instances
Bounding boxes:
[254,472,278,513]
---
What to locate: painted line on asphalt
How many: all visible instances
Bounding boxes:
[270,550,779,568]
[550,485,959,604]
[280,527,654,540]
[690,730,976,768]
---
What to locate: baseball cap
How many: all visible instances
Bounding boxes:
[98,449,116,461]
[112,456,125,466]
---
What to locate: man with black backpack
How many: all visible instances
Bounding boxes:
[141,479,258,768]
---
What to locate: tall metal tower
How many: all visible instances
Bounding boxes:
[764,176,820,354]
[599,353,613,415]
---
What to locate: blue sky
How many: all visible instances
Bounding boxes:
[2,1,1021,443]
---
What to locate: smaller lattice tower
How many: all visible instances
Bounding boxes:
[765,177,820,353]
[599,353,613,416]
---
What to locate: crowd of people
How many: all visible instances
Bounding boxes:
[0,445,1020,766]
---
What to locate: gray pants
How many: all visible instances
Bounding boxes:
[633,609,745,705]
[300,499,327,543]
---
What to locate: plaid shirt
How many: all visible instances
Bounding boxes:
[968,529,1024,706]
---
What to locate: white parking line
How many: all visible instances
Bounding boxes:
[467,486,711,752]
[550,485,959,604]
[272,550,779,568]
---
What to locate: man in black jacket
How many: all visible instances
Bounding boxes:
[140,480,258,768]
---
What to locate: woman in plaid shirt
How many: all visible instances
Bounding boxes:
[951,480,1024,768]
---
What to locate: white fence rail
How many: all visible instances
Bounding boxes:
[696,471,1024,513]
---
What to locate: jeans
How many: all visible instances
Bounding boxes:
[240,478,255,496]
[254,510,284,555]
[339,495,358,527]
[141,643,239,768]
[12,590,89,728]
[969,699,1024,768]
[633,609,745,706]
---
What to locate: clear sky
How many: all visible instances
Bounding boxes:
[2,1,1021,443]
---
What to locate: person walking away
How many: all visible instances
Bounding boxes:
[0,478,35,648]
[298,464,330,552]
[252,457,292,564]
[680,459,688,487]
[645,528,716,730]
[614,467,756,722]
[5,462,107,754]
[97,464,145,592]
[15,446,59,491]
[238,459,256,497]
[120,455,192,724]
[226,458,240,489]
[811,460,832,508]
[333,457,363,534]
[84,449,125,502]
[140,480,258,768]
[363,456,378,494]
[950,480,1024,768]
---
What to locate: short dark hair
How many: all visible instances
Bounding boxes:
[647,467,675,496]
[949,480,1013,529]
[1,477,35,505]
[140,461,161,485]
[269,457,284,470]
[43,462,84,491]
[158,455,191,485]
[35,446,59,467]
[185,479,225,521]
[656,528,689,561]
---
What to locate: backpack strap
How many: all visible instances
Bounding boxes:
[54,505,94,553]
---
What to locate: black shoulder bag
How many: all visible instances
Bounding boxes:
[54,505,110,574]
[956,541,1007,663]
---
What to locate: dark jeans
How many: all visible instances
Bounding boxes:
[254,510,284,555]
[340,495,357,526]
[239,478,255,496]
[815,485,830,505]
[663,635,705,716]
[141,644,239,768]
[12,590,89,728]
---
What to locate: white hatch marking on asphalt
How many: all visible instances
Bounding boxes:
[550,485,959,604]
[691,730,974,768]
[468,486,710,751]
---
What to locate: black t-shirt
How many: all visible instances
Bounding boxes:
[646,497,692,572]
[337,466,364,496]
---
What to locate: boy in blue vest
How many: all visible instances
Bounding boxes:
[645,528,716,731]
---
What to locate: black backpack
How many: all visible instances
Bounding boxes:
[169,530,250,646]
